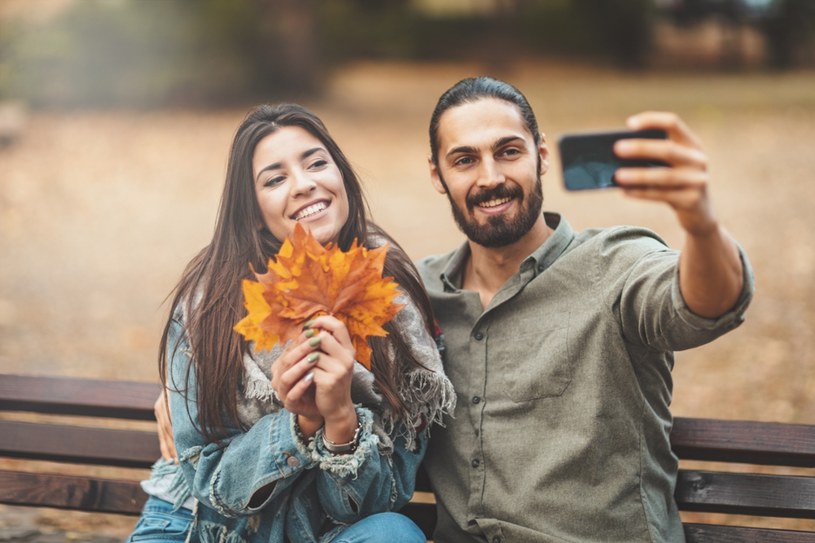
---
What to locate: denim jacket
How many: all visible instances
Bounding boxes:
[162,295,451,543]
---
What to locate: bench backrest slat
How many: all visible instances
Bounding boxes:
[676,469,815,519]
[0,470,146,515]
[0,374,159,420]
[683,523,815,543]
[672,417,815,467]
[0,420,160,468]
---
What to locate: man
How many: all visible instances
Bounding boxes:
[417,76,753,542]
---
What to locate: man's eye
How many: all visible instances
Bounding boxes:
[500,148,521,158]
[453,156,474,167]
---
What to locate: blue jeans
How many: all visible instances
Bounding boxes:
[127,496,192,542]
[127,497,424,543]
[333,512,426,543]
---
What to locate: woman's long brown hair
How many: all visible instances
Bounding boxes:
[158,103,435,443]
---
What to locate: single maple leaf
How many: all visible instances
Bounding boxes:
[234,224,404,369]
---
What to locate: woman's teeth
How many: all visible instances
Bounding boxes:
[294,202,327,220]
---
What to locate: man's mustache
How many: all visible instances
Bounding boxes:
[467,184,523,210]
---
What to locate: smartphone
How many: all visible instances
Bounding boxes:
[557,129,667,191]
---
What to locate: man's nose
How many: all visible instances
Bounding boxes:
[476,157,505,188]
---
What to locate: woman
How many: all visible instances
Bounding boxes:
[128,103,454,542]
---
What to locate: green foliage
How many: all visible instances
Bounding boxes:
[0,0,315,108]
[2,0,811,108]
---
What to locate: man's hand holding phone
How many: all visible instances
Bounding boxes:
[558,112,715,237]
[614,112,715,237]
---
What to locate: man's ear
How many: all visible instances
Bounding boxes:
[428,156,447,194]
[538,135,550,176]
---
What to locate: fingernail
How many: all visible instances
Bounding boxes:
[306,352,319,364]
[303,371,315,383]
[615,140,634,153]
[304,329,316,338]
[308,337,321,347]
[304,319,315,328]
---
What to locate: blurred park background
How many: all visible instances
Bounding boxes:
[1,0,814,537]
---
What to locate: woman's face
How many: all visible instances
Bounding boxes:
[252,126,350,245]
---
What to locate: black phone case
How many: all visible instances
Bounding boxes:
[558,129,667,191]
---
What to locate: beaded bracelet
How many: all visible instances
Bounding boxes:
[322,419,362,454]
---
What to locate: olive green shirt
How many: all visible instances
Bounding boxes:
[418,213,754,543]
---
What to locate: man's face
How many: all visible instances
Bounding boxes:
[430,98,548,248]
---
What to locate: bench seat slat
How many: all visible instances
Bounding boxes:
[676,470,815,519]
[0,420,160,468]
[0,374,160,420]
[684,522,815,543]
[0,470,146,515]
[672,417,815,467]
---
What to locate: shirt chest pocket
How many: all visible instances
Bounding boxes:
[493,320,573,402]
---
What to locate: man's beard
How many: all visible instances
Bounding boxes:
[441,174,544,248]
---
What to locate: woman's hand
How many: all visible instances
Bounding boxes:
[271,315,359,442]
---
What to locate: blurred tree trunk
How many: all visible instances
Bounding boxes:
[574,0,656,69]
[255,0,320,95]
[760,0,815,69]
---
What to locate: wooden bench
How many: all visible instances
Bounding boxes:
[1,373,814,541]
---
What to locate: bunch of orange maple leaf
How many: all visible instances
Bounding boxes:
[234,224,403,370]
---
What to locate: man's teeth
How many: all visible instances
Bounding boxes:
[294,202,327,220]
[479,197,511,208]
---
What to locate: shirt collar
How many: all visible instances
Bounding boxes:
[439,212,575,292]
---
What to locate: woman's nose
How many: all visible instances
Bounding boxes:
[291,168,317,196]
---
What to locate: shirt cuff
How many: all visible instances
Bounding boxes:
[671,243,755,332]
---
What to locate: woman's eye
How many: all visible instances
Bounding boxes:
[263,176,285,187]
[309,159,328,169]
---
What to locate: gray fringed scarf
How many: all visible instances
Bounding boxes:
[236,292,455,453]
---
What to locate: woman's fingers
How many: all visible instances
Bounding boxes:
[305,315,353,350]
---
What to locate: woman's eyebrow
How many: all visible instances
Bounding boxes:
[301,147,324,160]
[255,147,326,182]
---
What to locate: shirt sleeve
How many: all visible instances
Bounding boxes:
[609,228,754,352]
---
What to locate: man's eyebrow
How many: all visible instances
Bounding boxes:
[493,135,525,150]
[255,147,325,182]
[445,145,477,160]
[444,136,525,161]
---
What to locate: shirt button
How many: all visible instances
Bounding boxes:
[471,396,481,405]
[471,458,480,468]
[286,456,300,468]
[474,332,484,341]
[492,537,502,543]
[537,263,545,272]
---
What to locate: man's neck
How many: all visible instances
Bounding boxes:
[463,215,553,309]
